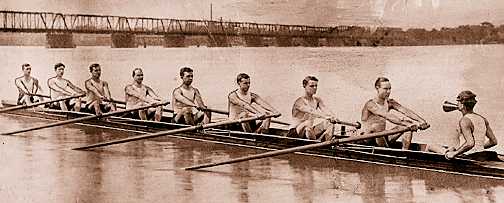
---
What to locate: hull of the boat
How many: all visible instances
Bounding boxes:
[2,100,504,179]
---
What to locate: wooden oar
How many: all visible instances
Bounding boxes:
[106,98,175,113]
[0,94,85,113]
[72,113,281,150]
[107,98,291,126]
[183,127,413,170]
[1,101,169,136]
[27,93,51,98]
[331,120,361,129]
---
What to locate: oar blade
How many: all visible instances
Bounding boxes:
[183,127,412,170]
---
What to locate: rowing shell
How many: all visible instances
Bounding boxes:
[1,100,504,179]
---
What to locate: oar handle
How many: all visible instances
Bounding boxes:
[27,93,51,98]
[331,120,361,129]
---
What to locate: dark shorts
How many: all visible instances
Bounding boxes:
[127,110,156,120]
[172,113,204,125]
[227,120,262,132]
[17,96,39,105]
[48,100,75,110]
[287,128,300,138]
[85,103,112,114]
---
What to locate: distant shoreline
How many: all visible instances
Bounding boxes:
[1,22,503,48]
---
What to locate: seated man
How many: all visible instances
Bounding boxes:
[172,67,211,125]
[289,76,337,141]
[124,68,164,121]
[84,63,117,116]
[228,73,280,133]
[15,63,44,105]
[427,90,498,160]
[47,63,85,111]
[361,77,429,149]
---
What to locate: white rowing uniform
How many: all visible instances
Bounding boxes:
[15,76,40,104]
[228,89,258,120]
[172,86,199,115]
[289,96,324,130]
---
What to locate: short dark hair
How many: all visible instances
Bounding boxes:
[54,63,65,71]
[179,67,193,78]
[457,90,477,110]
[21,63,31,70]
[302,76,318,88]
[236,73,250,83]
[374,77,390,88]
[132,67,143,77]
[89,63,100,72]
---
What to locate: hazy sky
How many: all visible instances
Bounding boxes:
[2,0,504,28]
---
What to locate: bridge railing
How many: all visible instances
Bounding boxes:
[0,10,335,37]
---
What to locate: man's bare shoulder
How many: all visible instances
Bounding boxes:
[459,116,474,129]
[227,89,238,98]
[362,99,375,108]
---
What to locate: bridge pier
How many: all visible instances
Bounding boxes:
[276,36,292,47]
[46,33,75,48]
[209,36,229,47]
[164,34,186,47]
[327,37,345,46]
[111,33,136,48]
[291,37,320,47]
[244,36,264,47]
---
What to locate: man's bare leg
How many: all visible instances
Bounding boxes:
[256,118,271,134]
[74,98,81,112]
[59,101,68,111]
[154,106,162,121]
[139,110,148,120]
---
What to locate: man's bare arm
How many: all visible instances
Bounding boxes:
[85,80,105,98]
[483,118,498,149]
[366,101,409,126]
[228,92,260,114]
[252,94,280,115]
[173,88,198,107]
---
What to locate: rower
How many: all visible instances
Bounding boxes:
[84,63,116,116]
[47,63,85,111]
[427,90,498,160]
[15,63,44,105]
[288,76,337,141]
[228,73,281,133]
[124,68,164,121]
[361,77,429,150]
[172,67,211,125]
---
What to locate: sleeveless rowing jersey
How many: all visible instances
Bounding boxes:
[362,98,390,130]
[15,76,39,104]
[48,77,74,99]
[125,84,148,109]
[290,96,322,129]
[228,89,256,120]
[172,86,197,114]
[458,113,487,155]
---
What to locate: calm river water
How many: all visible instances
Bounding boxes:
[1,45,504,202]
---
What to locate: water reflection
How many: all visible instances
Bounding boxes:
[2,44,504,202]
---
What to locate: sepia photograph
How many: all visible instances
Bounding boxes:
[1,0,504,202]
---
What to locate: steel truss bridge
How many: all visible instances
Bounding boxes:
[0,10,349,37]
